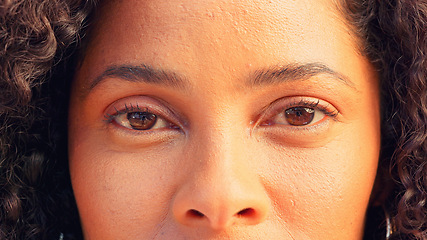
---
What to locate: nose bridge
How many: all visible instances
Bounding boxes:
[200,113,247,167]
[190,102,249,170]
[196,116,253,195]
[172,109,270,230]
[193,109,254,193]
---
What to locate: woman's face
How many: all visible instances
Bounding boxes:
[69,0,381,239]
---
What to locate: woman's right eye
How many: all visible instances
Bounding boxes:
[107,109,172,131]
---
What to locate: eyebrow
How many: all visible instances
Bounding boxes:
[88,64,189,91]
[86,62,356,96]
[249,62,356,89]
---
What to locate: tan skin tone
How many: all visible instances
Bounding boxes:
[68,0,381,239]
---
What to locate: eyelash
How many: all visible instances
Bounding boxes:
[286,99,338,118]
[104,103,148,123]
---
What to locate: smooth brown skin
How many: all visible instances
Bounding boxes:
[68,0,381,239]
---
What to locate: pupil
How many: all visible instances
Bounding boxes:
[127,112,157,130]
[285,107,315,126]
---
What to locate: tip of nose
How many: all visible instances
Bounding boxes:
[172,175,271,230]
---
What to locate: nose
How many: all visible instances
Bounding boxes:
[172,129,270,230]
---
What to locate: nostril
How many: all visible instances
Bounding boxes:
[237,208,255,217]
[187,209,205,218]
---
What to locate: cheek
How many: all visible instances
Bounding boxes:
[260,118,380,237]
[68,123,183,238]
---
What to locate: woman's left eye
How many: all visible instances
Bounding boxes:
[109,110,170,131]
[280,107,323,126]
[264,103,334,127]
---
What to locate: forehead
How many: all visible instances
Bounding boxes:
[79,0,360,90]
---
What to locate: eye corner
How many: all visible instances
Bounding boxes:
[103,112,115,123]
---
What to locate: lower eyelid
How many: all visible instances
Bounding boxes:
[263,116,332,133]
[257,117,338,148]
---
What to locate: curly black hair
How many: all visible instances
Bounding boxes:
[0,1,96,239]
[340,0,427,239]
[0,0,425,239]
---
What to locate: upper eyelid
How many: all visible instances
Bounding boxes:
[105,99,171,122]
[259,97,339,121]
[113,104,150,115]
[104,105,159,123]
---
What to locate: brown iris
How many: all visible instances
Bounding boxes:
[284,107,315,126]
[127,112,157,130]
